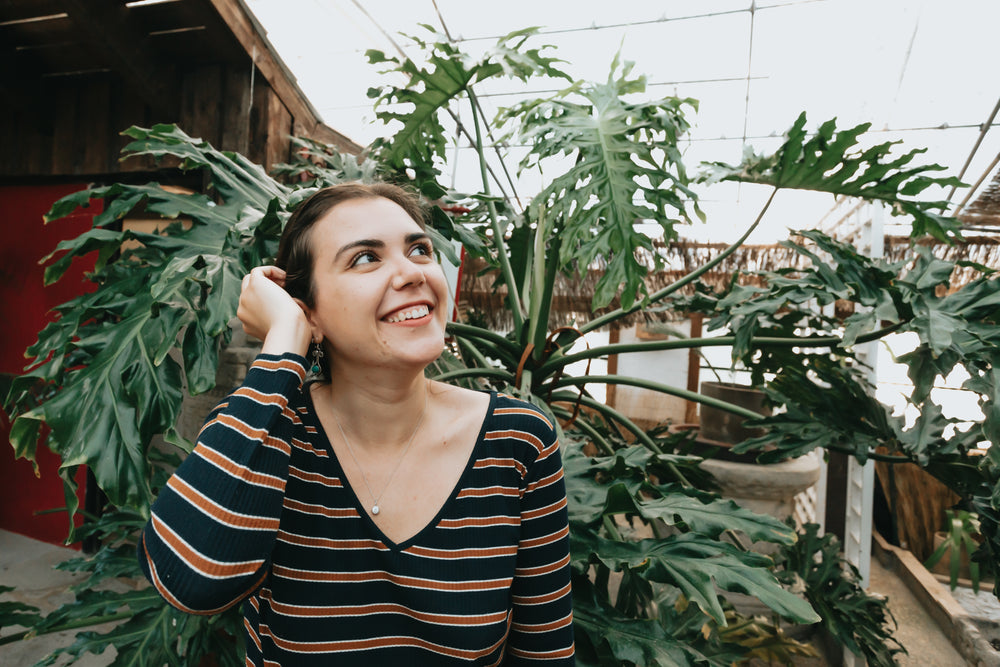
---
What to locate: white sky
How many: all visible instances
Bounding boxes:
[244,0,1000,243]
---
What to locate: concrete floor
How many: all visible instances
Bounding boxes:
[867,555,967,666]
[0,528,984,666]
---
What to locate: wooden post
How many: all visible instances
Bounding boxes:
[685,313,703,424]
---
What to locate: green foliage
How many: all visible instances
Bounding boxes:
[925,509,985,592]
[506,54,700,309]
[776,524,905,667]
[0,586,43,637]
[701,112,965,242]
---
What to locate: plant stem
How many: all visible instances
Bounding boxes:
[539,322,906,376]
[548,374,763,420]
[581,186,778,334]
[0,611,135,646]
[552,406,615,456]
[445,322,520,356]
[467,89,525,330]
[429,367,516,384]
[547,390,663,454]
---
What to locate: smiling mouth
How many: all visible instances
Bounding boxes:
[383,304,431,323]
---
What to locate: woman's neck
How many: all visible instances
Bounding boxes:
[321,364,430,452]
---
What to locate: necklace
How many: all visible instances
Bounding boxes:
[329,393,427,516]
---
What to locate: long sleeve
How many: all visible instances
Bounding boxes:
[138,353,306,614]
[505,414,575,664]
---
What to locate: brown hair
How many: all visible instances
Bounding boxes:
[275,182,427,307]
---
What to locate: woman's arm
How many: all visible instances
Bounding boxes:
[138,353,306,614]
[506,421,576,664]
[138,265,313,614]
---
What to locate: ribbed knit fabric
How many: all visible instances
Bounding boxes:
[138,353,575,665]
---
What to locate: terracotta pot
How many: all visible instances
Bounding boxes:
[698,381,771,445]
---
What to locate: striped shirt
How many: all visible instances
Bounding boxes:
[138,354,575,665]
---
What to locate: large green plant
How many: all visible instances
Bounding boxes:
[4,26,998,666]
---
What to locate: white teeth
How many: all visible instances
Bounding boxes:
[385,305,430,323]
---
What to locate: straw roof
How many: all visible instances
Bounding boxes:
[459,231,999,331]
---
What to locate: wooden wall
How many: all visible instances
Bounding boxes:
[0,62,295,180]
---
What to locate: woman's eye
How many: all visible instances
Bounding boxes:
[351,251,378,267]
[410,242,433,258]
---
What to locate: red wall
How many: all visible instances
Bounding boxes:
[0,184,99,546]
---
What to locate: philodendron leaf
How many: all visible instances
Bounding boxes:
[701,113,964,242]
[571,529,819,625]
[0,585,43,633]
[367,26,569,180]
[571,577,702,667]
[121,124,289,209]
[40,301,185,511]
[512,55,698,310]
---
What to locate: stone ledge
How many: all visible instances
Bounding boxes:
[873,531,1000,667]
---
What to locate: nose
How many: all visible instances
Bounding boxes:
[390,257,426,290]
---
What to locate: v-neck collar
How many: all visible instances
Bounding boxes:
[301,383,496,550]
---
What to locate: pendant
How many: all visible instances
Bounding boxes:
[372,505,380,515]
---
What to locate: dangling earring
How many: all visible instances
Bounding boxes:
[310,341,324,375]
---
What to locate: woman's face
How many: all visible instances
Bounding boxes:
[303,197,448,372]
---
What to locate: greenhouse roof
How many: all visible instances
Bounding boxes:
[246,0,999,242]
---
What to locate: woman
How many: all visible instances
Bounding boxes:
[138,183,575,665]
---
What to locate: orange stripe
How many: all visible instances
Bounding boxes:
[473,457,527,477]
[212,414,291,456]
[166,476,280,531]
[493,406,553,429]
[288,466,341,487]
[244,618,262,651]
[232,386,288,407]
[290,437,328,457]
[526,468,564,495]
[507,643,576,659]
[457,485,521,499]
[277,530,387,551]
[259,590,508,626]
[437,515,520,529]
[141,532,266,616]
[520,524,570,550]
[150,514,265,579]
[283,497,358,519]
[258,624,507,659]
[485,429,545,453]
[402,544,517,559]
[516,553,571,577]
[193,445,286,491]
[271,565,512,592]
[252,358,305,377]
[522,496,567,521]
[512,611,574,634]
[512,581,572,606]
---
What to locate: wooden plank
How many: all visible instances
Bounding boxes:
[264,86,292,172]
[50,82,80,175]
[112,74,157,173]
[247,78,270,166]
[179,65,222,146]
[205,0,361,155]
[685,313,703,424]
[79,76,112,174]
[220,63,252,155]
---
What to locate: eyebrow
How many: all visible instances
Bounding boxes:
[333,232,431,263]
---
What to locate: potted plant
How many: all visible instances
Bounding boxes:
[4,27,997,667]
[925,509,988,592]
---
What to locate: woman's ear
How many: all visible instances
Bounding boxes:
[293,297,323,345]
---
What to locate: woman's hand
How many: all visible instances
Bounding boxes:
[238,266,313,357]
